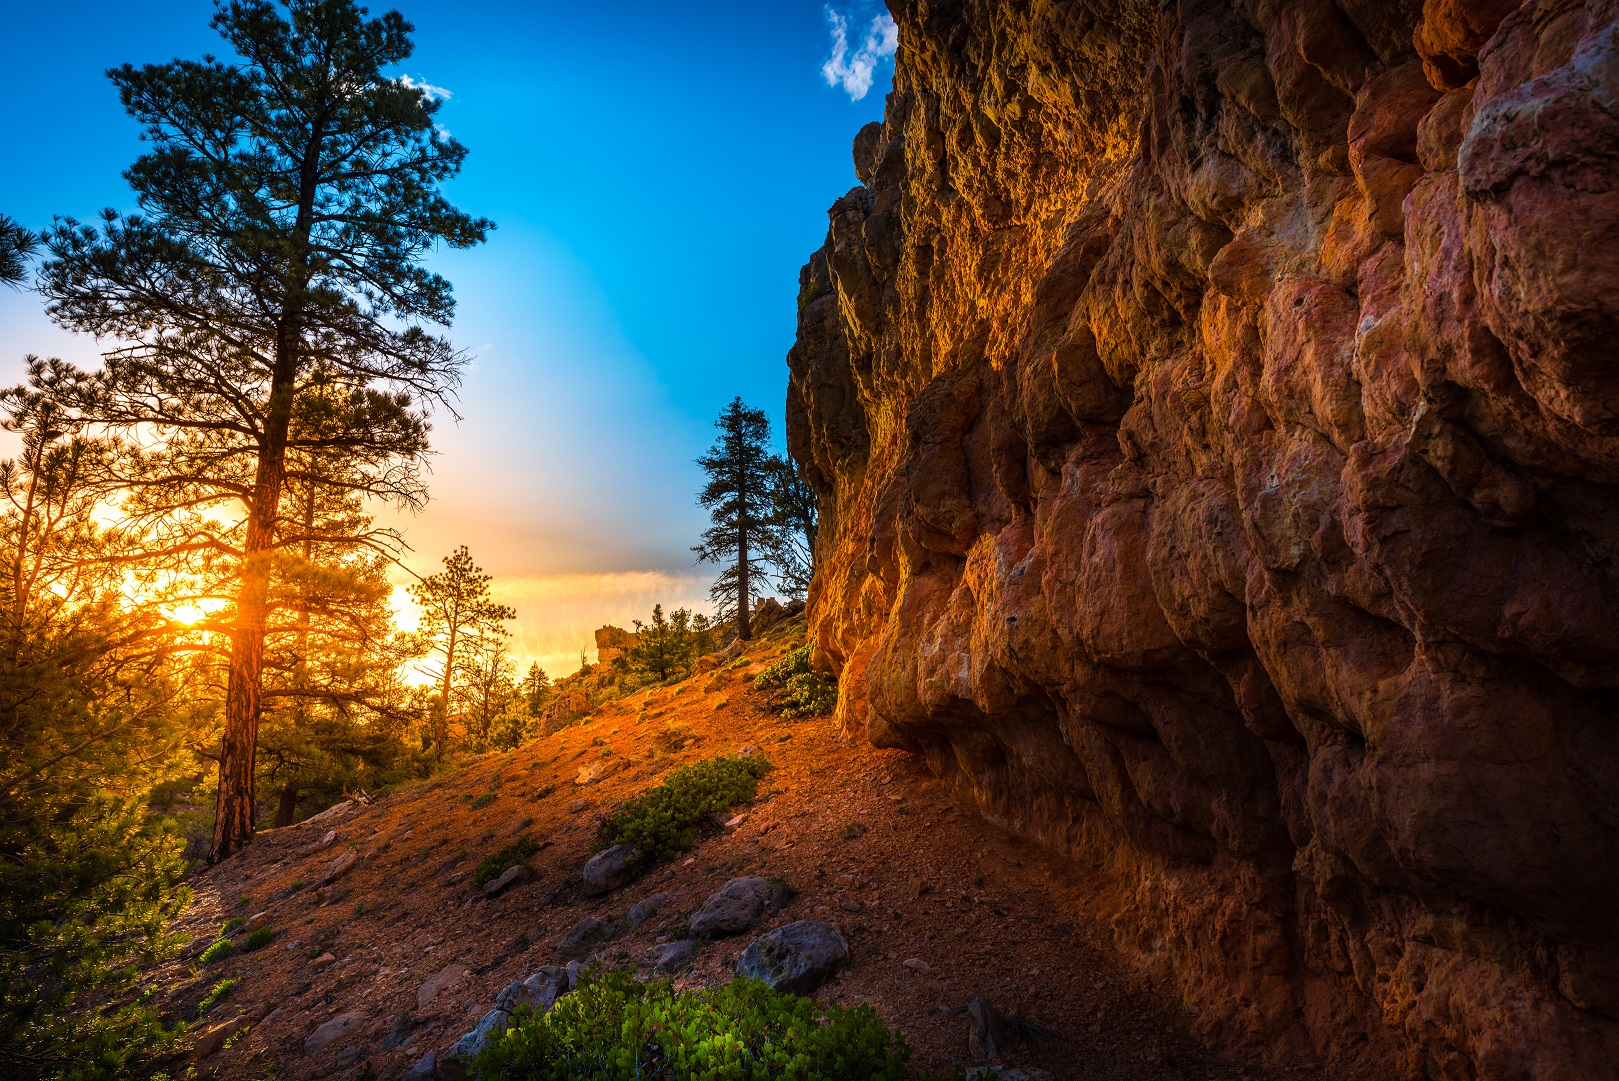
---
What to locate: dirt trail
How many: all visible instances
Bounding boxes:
[161,623,1337,1080]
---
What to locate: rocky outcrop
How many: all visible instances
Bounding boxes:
[594,625,635,666]
[786,2,1619,1078]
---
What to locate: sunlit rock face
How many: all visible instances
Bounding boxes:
[786,2,1619,1076]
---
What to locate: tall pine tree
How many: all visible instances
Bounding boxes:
[693,398,774,640]
[408,546,514,761]
[36,0,490,859]
[0,215,34,287]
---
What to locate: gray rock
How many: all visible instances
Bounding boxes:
[379,1011,415,1051]
[303,1011,365,1054]
[440,1008,510,1079]
[968,995,1004,1063]
[417,962,470,1008]
[627,891,675,931]
[565,960,585,990]
[496,967,565,1014]
[648,939,697,972]
[689,876,787,938]
[556,917,617,961]
[320,847,360,886]
[402,1051,436,1081]
[483,863,532,897]
[582,843,642,895]
[736,921,849,994]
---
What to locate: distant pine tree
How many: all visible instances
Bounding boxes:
[521,662,552,714]
[762,456,818,601]
[693,398,774,640]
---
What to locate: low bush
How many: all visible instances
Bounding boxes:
[596,756,771,867]
[471,793,497,810]
[781,672,836,718]
[221,917,245,936]
[242,928,274,952]
[199,938,235,965]
[752,645,810,690]
[473,837,539,887]
[472,968,911,1080]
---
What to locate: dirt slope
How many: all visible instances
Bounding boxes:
[161,622,1334,1081]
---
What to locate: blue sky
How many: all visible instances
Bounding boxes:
[0,0,895,669]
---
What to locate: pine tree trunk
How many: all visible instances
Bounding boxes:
[275,784,299,828]
[737,535,752,641]
[436,623,458,762]
[210,373,295,861]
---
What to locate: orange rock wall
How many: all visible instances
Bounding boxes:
[785,2,1619,1077]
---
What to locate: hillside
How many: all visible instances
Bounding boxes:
[160,618,1328,1080]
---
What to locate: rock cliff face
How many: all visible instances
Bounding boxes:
[785,2,1619,1077]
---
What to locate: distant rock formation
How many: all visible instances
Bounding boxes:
[787,2,1619,1077]
[594,625,635,666]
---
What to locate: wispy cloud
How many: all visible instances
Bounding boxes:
[398,73,452,100]
[822,8,898,101]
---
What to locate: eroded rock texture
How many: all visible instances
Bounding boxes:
[785,2,1619,1077]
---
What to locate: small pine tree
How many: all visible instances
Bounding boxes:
[521,662,552,715]
[693,399,775,640]
[629,604,699,681]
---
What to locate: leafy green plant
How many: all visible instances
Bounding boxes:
[753,645,811,690]
[199,938,236,965]
[595,756,771,869]
[198,979,237,1014]
[243,928,274,952]
[472,968,911,1080]
[471,793,496,810]
[473,837,539,887]
[221,917,245,936]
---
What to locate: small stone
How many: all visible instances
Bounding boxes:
[723,813,748,832]
[380,1012,415,1051]
[902,957,933,974]
[648,939,697,972]
[556,917,617,961]
[320,829,338,847]
[336,1044,361,1064]
[627,891,675,931]
[568,798,589,813]
[402,1051,437,1081]
[736,921,850,994]
[737,744,759,756]
[303,1011,365,1054]
[689,876,789,938]
[418,962,470,1008]
[565,959,585,990]
[483,864,532,897]
[574,759,621,786]
[839,898,863,913]
[968,996,1005,1063]
[582,843,642,896]
[245,910,271,931]
[311,952,337,969]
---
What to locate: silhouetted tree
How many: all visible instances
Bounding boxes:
[409,546,513,761]
[36,0,490,860]
[693,398,774,640]
[0,215,34,287]
[521,661,551,714]
[629,603,699,681]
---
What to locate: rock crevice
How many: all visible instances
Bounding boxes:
[787,2,1619,1077]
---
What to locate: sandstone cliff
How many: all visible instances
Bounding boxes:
[786,2,1619,1077]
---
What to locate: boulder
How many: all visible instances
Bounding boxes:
[649,939,697,972]
[402,1051,437,1081]
[689,876,789,938]
[439,1008,510,1080]
[320,847,359,886]
[627,891,674,931]
[303,1011,365,1054]
[594,625,635,665]
[496,967,566,1014]
[735,921,849,994]
[483,863,532,897]
[192,1015,248,1059]
[556,917,617,961]
[581,843,641,895]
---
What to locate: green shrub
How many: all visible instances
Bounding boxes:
[198,978,237,1014]
[242,928,274,952]
[199,938,235,965]
[471,793,497,810]
[753,645,810,690]
[473,968,910,1080]
[595,755,771,868]
[221,917,245,936]
[473,837,539,887]
[781,672,837,718]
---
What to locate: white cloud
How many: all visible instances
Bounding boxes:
[822,9,898,101]
[398,73,453,100]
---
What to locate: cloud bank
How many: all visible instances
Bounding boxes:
[822,9,898,100]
